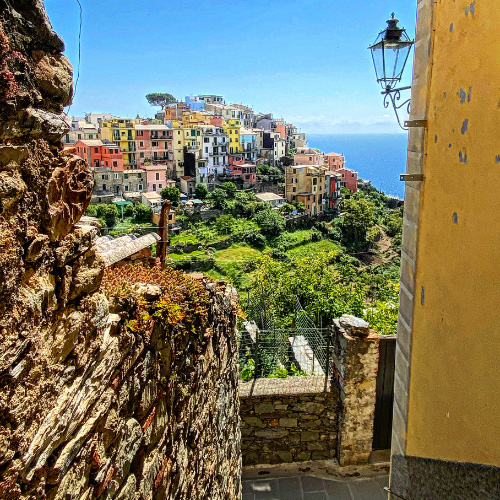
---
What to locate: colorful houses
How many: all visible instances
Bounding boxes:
[100,118,138,169]
[324,152,345,170]
[75,140,124,171]
[135,124,173,169]
[293,147,325,166]
[285,165,327,215]
[73,91,362,207]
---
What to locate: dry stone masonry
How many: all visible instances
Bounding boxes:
[240,384,339,465]
[0,2,241,498]
[332,315,380,466]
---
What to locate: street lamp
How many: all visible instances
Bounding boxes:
[369,13,414,130]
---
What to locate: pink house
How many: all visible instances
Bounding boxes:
[144,165,175,193]
[325,152,345,170]
[336,167,358,194]
[293,147,325,166]
[135,124,173,169]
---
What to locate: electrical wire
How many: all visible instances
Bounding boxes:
[65,0,83,115]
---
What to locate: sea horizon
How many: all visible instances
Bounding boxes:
[306,133,408,199]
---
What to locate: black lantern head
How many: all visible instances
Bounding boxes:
[369,13,414,91]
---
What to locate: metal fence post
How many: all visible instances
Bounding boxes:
[326,327,331,389]
[255,327,260,379]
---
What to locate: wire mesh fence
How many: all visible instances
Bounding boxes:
[239,295,332,390]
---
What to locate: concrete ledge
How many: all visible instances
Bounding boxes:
[239,376,330,398]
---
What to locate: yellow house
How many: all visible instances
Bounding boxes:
[390,1,500,497]
[171,120,185,179]
[224,118,241,155]
[100,118,137,169]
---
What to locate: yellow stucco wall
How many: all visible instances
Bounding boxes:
[406,0,500,466]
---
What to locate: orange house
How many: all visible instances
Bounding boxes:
[75,140,124,171]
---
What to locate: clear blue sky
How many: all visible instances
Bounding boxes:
[45,0,416,134]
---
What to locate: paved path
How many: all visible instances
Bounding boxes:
[243,475,389,500]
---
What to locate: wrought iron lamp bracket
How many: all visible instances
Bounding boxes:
[382,85,412,131]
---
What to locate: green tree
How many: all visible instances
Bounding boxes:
[340,197,377,250]
[252,209,286,237]
[84,204,98,217]
[215,214,236,234]
[161,186,180,204]
[222,181,237,198]
[124,204,135,217]
[194,183,209,200]
[279,203,295,214]
[145,92,176,109]
[134,203,152,222]
[295,201,306,213]
[340,187,351,199]
[208,188,228,209]
[97,204,119,227]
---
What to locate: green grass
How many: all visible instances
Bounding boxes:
[204,269,229,282]
[168,250,207,261]
[111,217,156,235]
[214,244,262,262]
[170,232,200,245]
[286,239,341,259]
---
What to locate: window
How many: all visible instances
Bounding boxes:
[78,134,82,139]
[204,138,209,143]
[140,152,144,158]
[293,187,296,192]
[152,142,158,147]
[205,147,209,153]
[140,141,144,147]
[124,173,129,179]
[125,185,129,191]
[94,147,99,153]
[178,141,181,145]
[159,184,162,189]
[103,184,106,191]
[155,173,160,180]
[138,184,143,190]
[114,173,118,179]
[153,184,156,191]
[351,173,355,177]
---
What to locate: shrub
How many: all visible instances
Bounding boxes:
[252,209,286,237]
[194,183,209,200]
[222,182,237,198]
[84,204,98,217]
[124,204,135,217]
[244,231,267,249]
[134,203,152,222]
[161,186,180,203]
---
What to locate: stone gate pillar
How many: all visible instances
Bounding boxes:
[331,315,379,466]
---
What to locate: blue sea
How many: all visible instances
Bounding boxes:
[307,134,408,199]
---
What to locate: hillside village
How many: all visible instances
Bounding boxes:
[64,94,359,215]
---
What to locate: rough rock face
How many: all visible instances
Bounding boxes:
[0,2,242,499]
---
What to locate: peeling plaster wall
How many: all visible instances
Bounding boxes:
[391,0,500,497]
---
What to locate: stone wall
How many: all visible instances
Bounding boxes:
[0,2,241,499]
[331,315,379,466]
[240,378,339,465]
